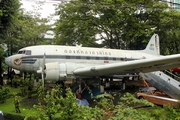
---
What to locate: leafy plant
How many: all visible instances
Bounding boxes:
[0,86,10,103]
[109,92,154,120]
[25,85,103,120]
[93,92,155,120]
[120,92,154,107]
[163,105,180,119]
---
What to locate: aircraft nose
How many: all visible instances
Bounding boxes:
[5,57,12,67]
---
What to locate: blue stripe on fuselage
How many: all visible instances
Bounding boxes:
[20,55,136,64]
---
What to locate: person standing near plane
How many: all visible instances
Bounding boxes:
[76,93,89,106]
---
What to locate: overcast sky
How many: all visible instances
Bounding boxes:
[20,0,62,39]
[20,0,61,18]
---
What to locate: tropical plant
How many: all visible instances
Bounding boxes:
[0,86,10,103]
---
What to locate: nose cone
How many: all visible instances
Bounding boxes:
[5,57,12,67]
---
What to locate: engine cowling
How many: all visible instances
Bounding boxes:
[45,62,67,81]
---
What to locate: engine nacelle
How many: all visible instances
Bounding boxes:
[45,62,67,81]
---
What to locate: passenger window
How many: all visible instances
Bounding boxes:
[25,50,31,55]
[76,56,81,59]
[113,58,116,61]
[104,57,108,60]
[66,56,70,59]
[86,56,90,60]
[95,57,99,60]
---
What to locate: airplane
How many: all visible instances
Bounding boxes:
[4,34,180,91]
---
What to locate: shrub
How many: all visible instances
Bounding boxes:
[0,87,10,103]
[4,113,24,120]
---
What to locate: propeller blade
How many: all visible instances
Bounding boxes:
[41,53,46,87]
[42,53,46,72]
[42,71,44,87]
[37,53,46,88]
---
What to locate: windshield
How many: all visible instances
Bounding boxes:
[18,50,25,54]
[18,50,31,55]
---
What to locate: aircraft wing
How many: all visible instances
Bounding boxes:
[73,54,180,77]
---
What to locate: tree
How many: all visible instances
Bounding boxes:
[0,0,21,85]
[0,1,50,86]
[8,1,52,53]
[54,0,170,50]
[0,0,21,37]
[15,10,51,48]
[154,9,180,55]
[54,0,100,47]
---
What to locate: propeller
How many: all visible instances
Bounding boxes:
[37,53,46,87]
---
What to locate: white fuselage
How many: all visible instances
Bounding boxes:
[5,45,158,75]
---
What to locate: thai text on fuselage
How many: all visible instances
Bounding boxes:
[64,49,111,56]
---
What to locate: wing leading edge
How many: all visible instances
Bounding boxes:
[73,54,180,77]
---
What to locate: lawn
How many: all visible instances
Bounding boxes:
[0,86,37,117]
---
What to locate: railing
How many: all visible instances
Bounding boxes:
[162,70,180,81]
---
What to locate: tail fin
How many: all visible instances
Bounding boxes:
[144,34,160,55]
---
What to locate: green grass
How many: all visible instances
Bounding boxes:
[8,86,21,94]
[1,97,37,115]
[0,86,37,117]
[1,97,15,113]
[0,86,21,113]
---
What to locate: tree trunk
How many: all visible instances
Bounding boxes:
[0,59,3,86]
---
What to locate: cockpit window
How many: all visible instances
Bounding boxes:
[18,50,25,54]
[17,50,31,55]
[25,50,31,55]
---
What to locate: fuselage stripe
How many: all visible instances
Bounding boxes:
[21,55,136,64]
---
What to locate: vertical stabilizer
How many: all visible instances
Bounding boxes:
[144,34,160,55]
